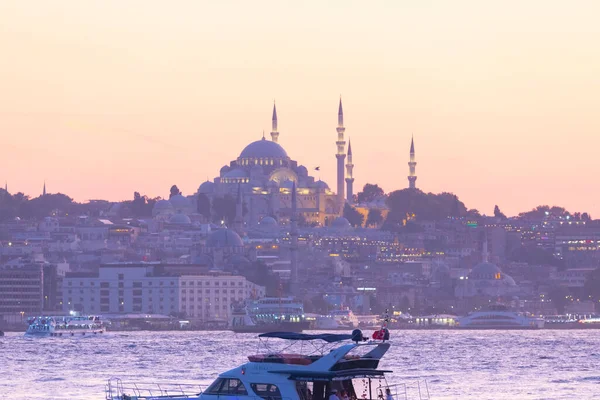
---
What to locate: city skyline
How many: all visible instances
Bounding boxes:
[1,1,599,216]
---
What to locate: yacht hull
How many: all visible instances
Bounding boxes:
[25,328,105,337]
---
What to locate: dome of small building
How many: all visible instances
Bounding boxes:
[239,138,289,159]
[198,180,216,194]
[469,262,502,280]
[170,194,191,210]
[260,216,278,226]
[152,199,174,216]
[169,213,192,225]
[220,165,231,175]
[331,216,352,229]
[224,168,248,179]
[206,228,244,248]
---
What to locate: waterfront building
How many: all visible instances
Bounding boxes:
[62,263,264,324]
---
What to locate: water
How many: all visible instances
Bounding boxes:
[0,330,599,399]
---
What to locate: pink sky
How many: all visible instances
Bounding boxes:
[1,1,599,217]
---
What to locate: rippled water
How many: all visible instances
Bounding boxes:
[1,330,599,399]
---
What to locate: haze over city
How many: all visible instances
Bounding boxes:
[1,0,600,215]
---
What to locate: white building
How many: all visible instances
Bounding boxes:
[62,263,265,323]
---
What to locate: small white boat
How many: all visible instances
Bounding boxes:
[105,329,431,400]
[457,304,544,329]
[315,309,360,330]
[25,315,105,337]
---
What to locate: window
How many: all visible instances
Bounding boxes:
[251,384,281,400]
[206,379,248,396]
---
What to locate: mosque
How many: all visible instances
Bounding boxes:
[152,99,419,231]
[192,99,355,227]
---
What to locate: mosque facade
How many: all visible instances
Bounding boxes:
[193,100,353,227]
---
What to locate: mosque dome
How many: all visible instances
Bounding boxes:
[153,199,174,216]
[169,213,192,225]
[220,165,231,175]
[240,138,289,159]
[296,165,308,177]
[224,169,248,179]
[206,228,244,248]
[314,180,329,190]
[469,262,502,280]
[198,180,215,194]
[170,194,191,210]
[331,216,352,229]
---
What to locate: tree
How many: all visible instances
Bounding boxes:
[169,185,181,199]
[384,189,468,226]
[494,205,507,220]
[211,194,236,224]
[343,203,364,227]
[357,183,384,204]
[509,245,564,268]
[197,193,211,220]
[548,286,571,314]
[366,208,383,227]
[466,209,481,218]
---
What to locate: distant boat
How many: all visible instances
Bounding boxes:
[25,315,106,337]
[457,304,544,329]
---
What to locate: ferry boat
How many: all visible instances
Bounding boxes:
[25,315,105,337]
[105,328,430,400]
[544,314,600,329]
[457,304,544,329]
[229,297,311,333]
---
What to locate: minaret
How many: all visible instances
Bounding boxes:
[290,181,298,287]
[408,136,417,189]
[482,231,489,263]
[234,184,244,235]
[345,139,354,203]
[43,180,47,196]
[270,102,279,143]
[336,98,346,208]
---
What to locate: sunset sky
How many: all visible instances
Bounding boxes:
[1,1,599,217]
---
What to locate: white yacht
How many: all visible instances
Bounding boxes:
[105,330,430,400]
[457,304,544,329]
[315,309,359,330]
[25,315,105,337]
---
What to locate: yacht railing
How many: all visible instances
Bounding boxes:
[105,378,204,400]
[379,381,430,400]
